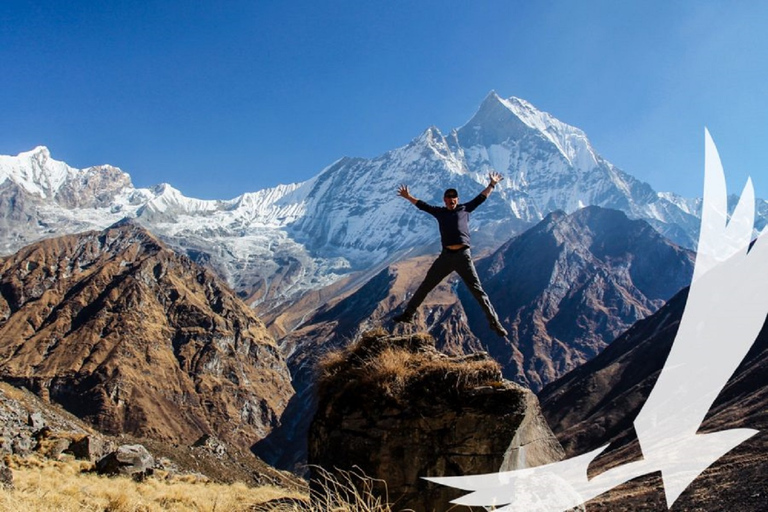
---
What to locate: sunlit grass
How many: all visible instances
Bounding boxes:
[0,454,300,512]
[0,454,397,511]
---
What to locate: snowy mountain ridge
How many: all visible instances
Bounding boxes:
[496,94,598,169]
[2,92,764,310]
[0,146,78,199]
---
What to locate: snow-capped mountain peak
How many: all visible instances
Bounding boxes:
[3,92,762,311]
[0,145,138,209]
[459,91,599,170]
[139,183,224,215]
[1,145,75,198]
[19,145,51,161]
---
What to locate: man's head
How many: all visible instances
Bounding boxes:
[443,188,459,210]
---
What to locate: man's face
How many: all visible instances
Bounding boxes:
[443,193,459,210]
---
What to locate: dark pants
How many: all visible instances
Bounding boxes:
[404,247,501,327]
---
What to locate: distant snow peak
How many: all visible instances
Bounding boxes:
[23,145,51,161]
[0,145,75,199]
[468,92,599,169]
[3,91,764,312]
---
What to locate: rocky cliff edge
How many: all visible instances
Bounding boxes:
[308,329,564,511]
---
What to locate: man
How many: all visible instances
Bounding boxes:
[393,172,508,337]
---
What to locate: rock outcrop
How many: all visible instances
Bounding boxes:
[95,444,155,478]
[308,329,564,511]
[0,221,293,452]
[255,254,484,472]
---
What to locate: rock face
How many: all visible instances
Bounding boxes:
[466,206,694,390]
[0,221,293,451]
[1,373,108,463]
[308,329,564,511]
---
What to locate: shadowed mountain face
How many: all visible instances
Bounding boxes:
[463,206,695,391]
[0,222,293,451]
[538,287,768,510]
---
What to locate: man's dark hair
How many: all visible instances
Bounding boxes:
[443,188,458,198]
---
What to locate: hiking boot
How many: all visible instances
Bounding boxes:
[491,322,508,337]
[393,311,415,324]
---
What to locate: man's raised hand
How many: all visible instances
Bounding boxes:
[398,184,418,205]
[488,171,504,186]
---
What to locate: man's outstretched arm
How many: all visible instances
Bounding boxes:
[480,171,504,198]
[398,184,419,205]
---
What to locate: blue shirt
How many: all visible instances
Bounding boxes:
[415,193,487,248]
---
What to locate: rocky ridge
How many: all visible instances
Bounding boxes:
[0,381,303,489]
[0,222,293,452]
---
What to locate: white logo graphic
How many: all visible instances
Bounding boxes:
[424,129,768,511]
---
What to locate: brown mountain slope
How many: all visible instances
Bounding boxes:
[465,206,695,390]
[538,288,768,510]
[0,221,293,451]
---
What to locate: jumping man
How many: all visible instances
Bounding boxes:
[393,172,508,337]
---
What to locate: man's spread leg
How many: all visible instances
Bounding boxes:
[454,248,508,337]
[396,250,455,322]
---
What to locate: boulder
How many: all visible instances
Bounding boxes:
[45,437,72,460]
[68,435,108,461]
[96,444,155,478]
[0,461,12,489]
[192,434,226,457]
[11,435,33,456]
[309,329,565,511]
[27,411,45,430]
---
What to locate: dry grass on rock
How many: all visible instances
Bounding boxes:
[318,328,503,405]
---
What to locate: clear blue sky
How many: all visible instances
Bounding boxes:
[2,1,768,200]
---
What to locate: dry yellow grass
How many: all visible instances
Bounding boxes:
[308,466,393,512]
[0,454,398,511]
[319,329,502,403]
[0,454,301,512]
